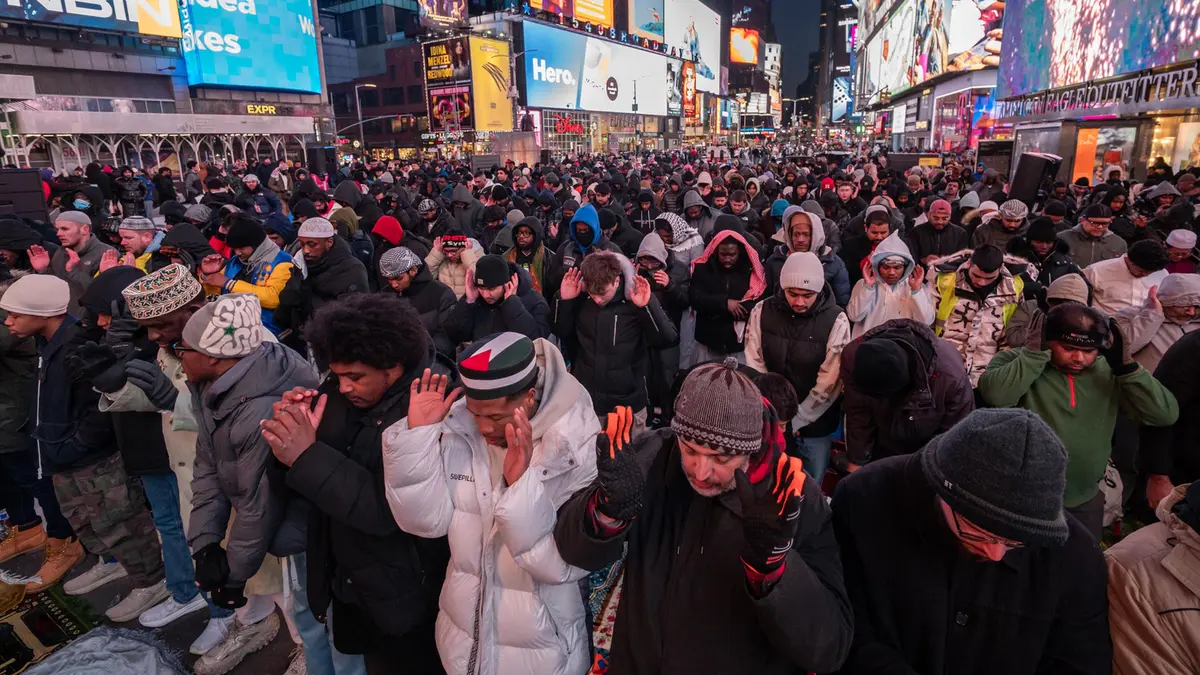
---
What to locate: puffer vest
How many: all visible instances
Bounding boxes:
[758,287,842,437]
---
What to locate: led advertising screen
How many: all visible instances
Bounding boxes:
[832,76,853,122]
[730,27,760,65]
[528,0,613,25]
[681,60,697,118]
[417,0,466,28]
[0,0,181,38]
[857,0,916,107]
[666,58,683,115]
[470,37,513,132]
[859,0,898,42]
[179,0,320,93]
[731,0,768,30]
[428,85,473,132]
[523,20,677,116]
[664,0,721,95]
[945,0,1004,75]
[998,0,1200,98]
[628,0,664,42]
[424,37,472,86]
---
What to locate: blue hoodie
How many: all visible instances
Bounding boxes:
[569,203,601,254]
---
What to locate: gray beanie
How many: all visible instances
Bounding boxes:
[672,357,763,455]
[779,251,825,293]
[920,408,1070,547]
[181,293,265,359]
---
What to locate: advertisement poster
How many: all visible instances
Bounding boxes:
[860,0,898,42]
[663,0,721,95]
[523,21,673,116]
[1173,123,1200,173]
[832,76,852,122]
[666,59,683,115]
[628,0,665,42]
[424,38,472,85]
[945,0,1003,74]
[470,37,513,132]
[529,0,613,25]
[681,60,697,118]
[730,27,760,65]
[417,0,466,28]
[428,85,473,132]
[179,0,320,93]
[1,0,181,38]
[856,0,916,106]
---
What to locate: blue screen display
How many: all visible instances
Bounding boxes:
[180,0,321,94]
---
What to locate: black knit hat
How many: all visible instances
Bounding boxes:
[1043,200,1068,218]
[1026,217,1058,243]
[920,408,1070,547]
[853,339,910,397]
[458,332,538,400]
[473,254,511,289]
[291,199,320,220]
[224,216,266,249]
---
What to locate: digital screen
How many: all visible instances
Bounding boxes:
[666,58,683,115]
[945,0,1004,75]
[179,0,320,93]
[424,38,472,85]
[0,0,181,38]
[859,0,898,42]
[731,0,768,30]
[417,0,466,28]
[998,0,1198,98]
[856,0,916,107]
[528,0,613,25]
[628,0,664,42]
[428,85,473,132]
[470,37,513,132]
[730,27,760,65]
[682,60,697,117]
[523,20,678,116]
[664,0,721,94]
[832,76,853,122]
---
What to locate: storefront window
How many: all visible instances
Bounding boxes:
[1071,126,1137,185]
[1150,115,1200,173]
[933,88,997,155]
[1012,126,1062,169]
[540,110,594,155]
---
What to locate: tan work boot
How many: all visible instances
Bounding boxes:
[0,523,47,564]
[26,537,84,593]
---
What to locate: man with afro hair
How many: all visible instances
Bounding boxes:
[261,293,449,672]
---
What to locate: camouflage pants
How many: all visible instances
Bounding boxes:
[52,452,165,588]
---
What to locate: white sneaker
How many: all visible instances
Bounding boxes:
[105,579,169,623]
[284,646,307,675]
[63,559,127,596]
[190,615,234,656]
[193,613,281,675]
[138,593,207,628]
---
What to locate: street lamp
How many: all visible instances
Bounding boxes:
[354,83,377,154]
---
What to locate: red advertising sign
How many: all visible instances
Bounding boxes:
[552,114,586,135]
[682,61,697,118]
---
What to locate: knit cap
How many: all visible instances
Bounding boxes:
[457,332,538,400]
[1026,217,1058,243]
[56,211,91,227]
[181,293,265,359]
[1167,229,1197,249]
[853,339,910,396]
[122,263,204,320]
[297,217,336,239]
[185,204,214,224]
[1046,273,1089,304]
[442,232,468,250]
[242,173,259,185]
[119,215,157,231]
[920,408,1070,546]
[779,252,824,293]
[418,199,438,216]
[379,246,421,278]
[0,274,69,317]
[225,218,266,249]
[672,357,764,455]
[1043,200,1068,218]
[474,254,511,289]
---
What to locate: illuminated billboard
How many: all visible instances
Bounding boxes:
[664,0,721,95]
[681,60,697,118]
[424,37,471,86]
[179,0,320,93]
[730,27,760,65]
[998,0,1198,98]
[628,0,664,42]
[470,37,513,132]
[417,0,465,28]
[528,0,613,25]
[0,0,182,38]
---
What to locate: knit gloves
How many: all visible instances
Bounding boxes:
[594,407,644,522]
[735,453,806,577]
[1101,318,1138,375]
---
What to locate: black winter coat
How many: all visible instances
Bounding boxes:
[1006,236,1081,288]
[905,222,969,264]
[34,317,117,472]
[607,221,645,259]
[1141,329,1200,485]
[688,241,764,354]
[443,266,550,346]
[756,287,843,437]
[276,238,370,341]
[831,454,1111,675]
[389,267,456,357]
[552,276,678,414]
[629,205,662,234]
[286,370,450,651]
[555,430,854,675]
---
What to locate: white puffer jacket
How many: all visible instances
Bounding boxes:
[382,339,599,675]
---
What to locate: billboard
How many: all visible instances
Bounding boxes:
[832,76,853,122]
[859,0,898,42]
[428,85,472,132]
[730,27,760,65]
[417,0,466,28]
[945,0,1004,75]
[522,20,679,116]
[0,0,181,38]
[857,0,916,106]
[424,37,472,86]
[628,0,664,42]
[664,0,721,95]
[528,0,613,25]
[470,37,513,132]
[179,0,320,93]
[666,58,683,115]
[998,0,1198,98]
[731,0,768,30]
[681,60,697,117]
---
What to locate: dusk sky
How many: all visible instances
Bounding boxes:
[773,0,821,95]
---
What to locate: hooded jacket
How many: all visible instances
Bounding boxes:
[426,241,480,300]
[503,217,548,295]
[189,342,319,583]
[1006,235,1080,288]
[370,215,432,290]
[766,206,851,307]
[800,199,842,254]
[443,265,551,346]
[636,233,690,324]
[546,204,621,300]
[1057,224,1128,269]
[689,228,768,354]
[1107,484,1200,675]
[657,212,704,269]
[451,184,483,239]
[681,190,720,239]
[1114,274,1200,373]
[554,429,853,675]
[552,253,678,414]
[388,265,457,357]
[214,239,294,335]
[906,219,970,264]
[0,275,35,456]
[276,236,369,341]
[382,339,600,675]
[839,319,974,464]
[846,231,935,339]
[972,213,1028,250]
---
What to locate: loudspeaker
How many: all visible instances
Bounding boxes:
[0,169,49,223]
[1009,152,1062,204]
[540,149,553,165]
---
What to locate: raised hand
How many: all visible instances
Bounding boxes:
[260,400,324,467]
[908,262,925,291]
[64,247,80,273]
[560,267,584,300]
[465,269,480,303]
[1145,285,1162,312]
[631,275,652,308]
[735,453,805,576]
[652,269,670,287]
[408,368,462,428]
[594,406,645,522]
[862,260,876,287]
[502,406,534,485]
[200,254,225,275]
[27,245,50,273]
[503,273,519,300]
[99,249,120,273]
[120,251,136,267]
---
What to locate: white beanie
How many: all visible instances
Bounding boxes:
[297,217,336,239]
[1166,229,1197,249]
[779,252,825,293]
[0,275,69,317]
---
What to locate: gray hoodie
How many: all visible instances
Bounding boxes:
[1057,223,1128,268]
[682,190,719,239]
[801,199,842,253]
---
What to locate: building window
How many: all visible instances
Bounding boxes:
[337,12,356,43]
[413,60,421,78]
[332,92,351,114]
[407,85,423,105]
[364,6,381,44]
[383,87,404,106]
[389,64,396,80]
[359,88,380,109]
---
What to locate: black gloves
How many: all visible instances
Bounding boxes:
[103,299,140,357]
[211,583,247,609]
[192,543,230,592]
[125,359,178,410]
[1101,318,1138,375]
[594,407,644,522]
[74,341,128,393]
[734,454,806,577]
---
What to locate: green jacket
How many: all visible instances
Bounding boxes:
[978,348,1179,508]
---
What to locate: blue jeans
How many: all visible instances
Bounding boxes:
[290,553,365,675]
[140,473,231,619]
[794,435,834,484]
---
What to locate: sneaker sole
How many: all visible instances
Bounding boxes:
[64,566,129,596]
[194,615,281,675]
[138,594,208,628]
[105,585,170,623]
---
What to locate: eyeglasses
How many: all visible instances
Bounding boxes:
[170,342,195,357]
[952,510,1025,549]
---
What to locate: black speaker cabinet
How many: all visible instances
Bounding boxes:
[1009,152,1062,204]
[0,169,49,223]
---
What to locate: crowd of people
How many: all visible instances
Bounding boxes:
[0,146,1199,675]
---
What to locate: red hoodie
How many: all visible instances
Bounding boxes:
[373,215,404,245]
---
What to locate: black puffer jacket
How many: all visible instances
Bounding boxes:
[0,279,35,456]
[1006,236,1081,288]
[386,266,456,357]
[286,366,450,651]
[443,265,550,346]
[552,266,677,414]
[276,237,370,342]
